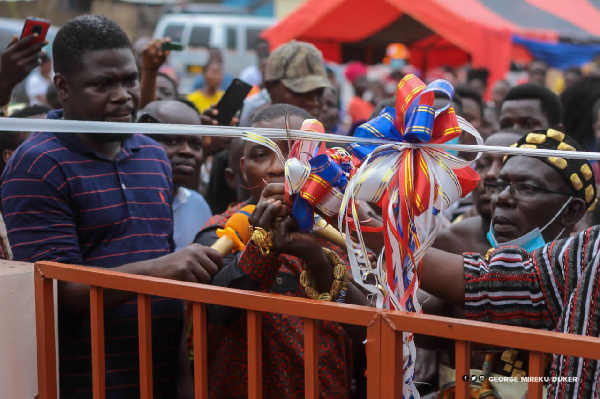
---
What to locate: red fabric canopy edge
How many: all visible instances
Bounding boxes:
[262,0,514,99]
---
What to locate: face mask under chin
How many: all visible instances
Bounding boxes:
[487,197,572,252]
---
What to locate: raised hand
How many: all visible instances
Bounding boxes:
[0,35,48,106]
[249,199,321,259]
[200,105,239,126]
[141,38,170,72]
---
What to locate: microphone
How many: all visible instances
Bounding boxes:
[211,205,256,256]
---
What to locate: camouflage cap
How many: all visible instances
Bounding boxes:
[265,40,333,93]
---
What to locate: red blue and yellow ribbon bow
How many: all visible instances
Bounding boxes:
[339,74,481,398]
[285,120,357,232]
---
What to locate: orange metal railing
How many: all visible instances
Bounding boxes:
[34,261,600,399]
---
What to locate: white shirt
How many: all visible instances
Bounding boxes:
[25,72,51,106]
[172,187,212,251]
[239,64,262,87]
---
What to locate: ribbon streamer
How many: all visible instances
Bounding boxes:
[339,74,482,399]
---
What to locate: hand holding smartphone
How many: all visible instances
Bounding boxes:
[215,79,252,125]
[20,17,50,47]
[161,41,184,51]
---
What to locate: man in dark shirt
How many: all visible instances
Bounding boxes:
[1,15,220,398]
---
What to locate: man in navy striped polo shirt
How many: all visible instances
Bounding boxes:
[1,15,221,398]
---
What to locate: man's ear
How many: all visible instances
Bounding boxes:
[264,80,278,103]
[3,149,14,165]
[240,157,247,184]
[224,167,236,191]
[53,73,69,102]
[562,197,587,228]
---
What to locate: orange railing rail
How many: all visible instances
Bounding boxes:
[34,261,600,399]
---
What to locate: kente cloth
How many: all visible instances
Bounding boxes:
[464,225,600,398]
[194,202,353,398]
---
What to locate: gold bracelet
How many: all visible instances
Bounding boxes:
[300,247,349,302]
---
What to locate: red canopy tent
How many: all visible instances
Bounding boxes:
[262,0,600,96]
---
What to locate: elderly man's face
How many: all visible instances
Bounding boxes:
[490,156,575,243]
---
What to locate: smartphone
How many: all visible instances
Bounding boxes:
[161,41,184,51]
[20,17,50,46]
[215,78,252,125]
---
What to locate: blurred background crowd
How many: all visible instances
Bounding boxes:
[5,1,600,398]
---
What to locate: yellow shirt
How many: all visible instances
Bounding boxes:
[186,90,224,113]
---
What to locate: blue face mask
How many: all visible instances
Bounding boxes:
[487,198,571,252]
[446,137,460,156]
[390,58,406,71]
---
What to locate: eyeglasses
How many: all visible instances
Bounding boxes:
[483,180,574,202]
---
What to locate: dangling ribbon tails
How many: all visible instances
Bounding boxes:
[339,74,482,399]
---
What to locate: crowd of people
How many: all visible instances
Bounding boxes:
[2,12,600,399]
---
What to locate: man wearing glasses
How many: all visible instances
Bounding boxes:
[483,129,592,254]
[416,129,599,397]
[425,129,593,396]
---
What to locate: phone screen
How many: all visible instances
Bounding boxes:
[215,79,253,125]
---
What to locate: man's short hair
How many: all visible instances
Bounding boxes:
[250,103,312,126]
[53,14,131,77]
[157,72,178,98]
[455,85,484,118]
[467,68,489,85]
[177,98,200,114]
[503,83,562,127]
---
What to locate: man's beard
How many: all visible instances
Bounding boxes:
[91,133,134,143]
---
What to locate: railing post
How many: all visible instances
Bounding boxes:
[380,317,403,399]
[247,310,262,399]
[192,303,208,399]
[34,265,57,399]
[528,351,545,399]
[304,318,319,399]
[138,294,153,399]
[90,287,106,399]
[455,340,471,399]
[366,314,382,398]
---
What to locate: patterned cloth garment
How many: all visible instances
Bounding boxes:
[194,201,354,398]
[464,225,600,398]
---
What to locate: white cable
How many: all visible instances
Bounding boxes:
[3,117,600,161]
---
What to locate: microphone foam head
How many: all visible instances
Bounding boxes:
[224,204,256,244]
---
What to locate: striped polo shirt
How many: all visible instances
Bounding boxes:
[1,111,183,398]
